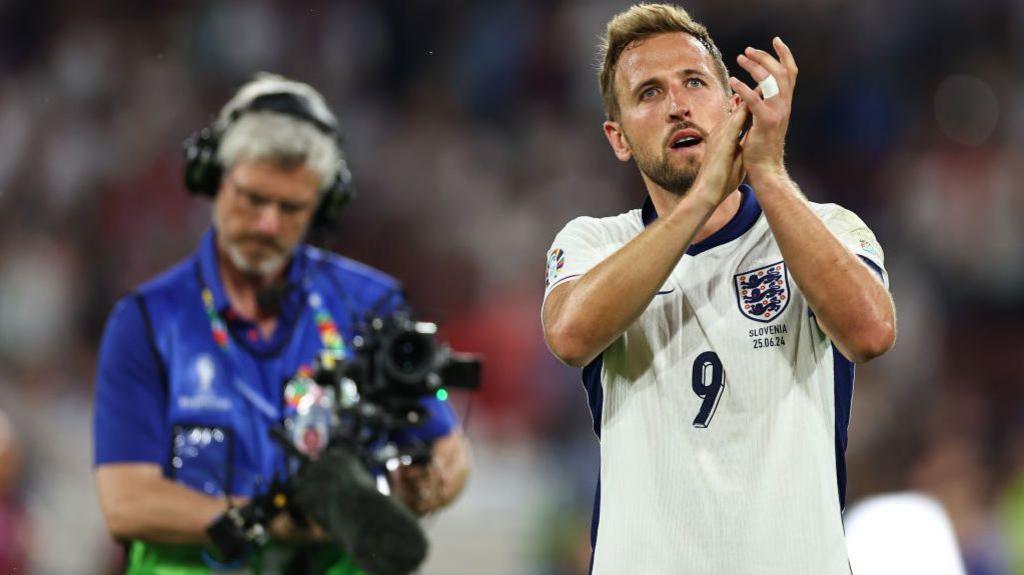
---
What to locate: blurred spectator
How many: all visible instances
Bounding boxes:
[845,492,966,575]
[0,408,29,573]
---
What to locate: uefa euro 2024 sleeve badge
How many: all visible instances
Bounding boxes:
[545,248,565,287]
[734,261,790,323]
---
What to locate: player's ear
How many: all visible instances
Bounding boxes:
[728,91,742,111]
[603,120,633,162]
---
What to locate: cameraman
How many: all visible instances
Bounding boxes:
[93,74,470,573]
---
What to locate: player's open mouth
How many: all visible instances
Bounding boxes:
[669,129,703,150]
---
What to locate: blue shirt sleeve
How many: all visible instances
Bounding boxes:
[367,283,407,317]
[390,398,458,445]
[421,396,458,437]
[93,294,168,466]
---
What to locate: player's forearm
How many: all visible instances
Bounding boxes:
[544,194,718,367]
[752,170,895,362]
[96,464,230,544]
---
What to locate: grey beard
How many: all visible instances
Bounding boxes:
[225,242,287,278]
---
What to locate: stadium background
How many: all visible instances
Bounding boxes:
[0,0,1021,572]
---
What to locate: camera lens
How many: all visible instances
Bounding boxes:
[384,331,435,384]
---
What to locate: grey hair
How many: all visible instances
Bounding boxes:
[216,73,339,193]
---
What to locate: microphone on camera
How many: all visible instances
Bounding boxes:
[293,444,428,575]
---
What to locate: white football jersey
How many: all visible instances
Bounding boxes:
[543,186,889,575]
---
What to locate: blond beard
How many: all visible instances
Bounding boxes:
[626,134,700,196]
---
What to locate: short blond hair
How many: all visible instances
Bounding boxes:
[598,3,729,120]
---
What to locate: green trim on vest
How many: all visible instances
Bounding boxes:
[125,540,370,575]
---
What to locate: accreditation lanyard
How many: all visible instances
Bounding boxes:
[200,286,347,422]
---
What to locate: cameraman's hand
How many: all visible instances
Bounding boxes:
[268,512,325,543]
[207,494,325,544]
[390,429,470,516]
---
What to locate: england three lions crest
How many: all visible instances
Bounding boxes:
[734,261,790,323]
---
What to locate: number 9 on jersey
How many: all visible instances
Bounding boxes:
[691,351,725,428]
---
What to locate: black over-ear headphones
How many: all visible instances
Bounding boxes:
[183,90,355,228]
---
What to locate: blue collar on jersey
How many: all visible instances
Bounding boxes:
[641,183,762,256]
[196,228,310,315]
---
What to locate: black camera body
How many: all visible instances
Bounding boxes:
[280,313,480,469]
[348,314,480,408]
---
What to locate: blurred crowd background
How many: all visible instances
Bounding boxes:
[0,0,1021,573]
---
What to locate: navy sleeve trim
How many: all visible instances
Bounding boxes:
[858,255,885,283]
[832,346,855,511]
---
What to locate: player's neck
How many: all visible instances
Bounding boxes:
[651,187,743,245]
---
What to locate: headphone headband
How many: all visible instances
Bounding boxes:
[226,92,337,136]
